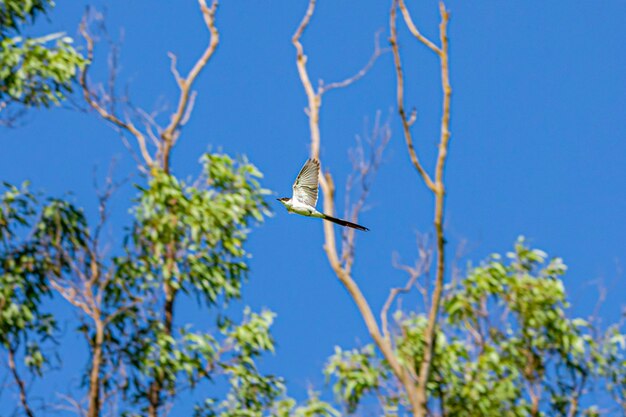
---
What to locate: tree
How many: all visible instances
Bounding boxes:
[0,155,284,417]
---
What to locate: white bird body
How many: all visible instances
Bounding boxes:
[281,198,323,218]
[278,158,369,231]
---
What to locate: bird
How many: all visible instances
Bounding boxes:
[277,158,369,231]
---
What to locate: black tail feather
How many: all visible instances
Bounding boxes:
[322,214,369,231]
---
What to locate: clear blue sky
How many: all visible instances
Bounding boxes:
[2,1,625,414]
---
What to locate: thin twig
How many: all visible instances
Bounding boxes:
[320,30,388,94]
[48,279,93,318]
[167,52,184,87]
[135,108,164,148]
[342,112,391,274]
[389,0,436,192]
[78,16,154,168]
[7,347,36,417]
[179,91,198,129]
[382,249,431,342]
[54,393,87,417]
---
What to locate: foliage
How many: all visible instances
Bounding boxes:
[0,34,85,107]
[0,0,85,124]
[0,183,55,374]
[595,324,626,414]
[0,0,53,34]
[272,392,340,417]
[120,154,269,303]
[324,345,387,413]
[324,238,626,416]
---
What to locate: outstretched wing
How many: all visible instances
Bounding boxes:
[292,158,320,207]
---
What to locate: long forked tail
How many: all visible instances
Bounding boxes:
[322,214,369,232]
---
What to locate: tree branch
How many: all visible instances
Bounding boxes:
[320,30,388,94]
[319,175,418,412]
[8,347,36,417]
[160,0,219,172]
[78,16,154,168]
[398,0,442,55]
[292,0,321,159]
[383,240,432,342]
[389,1,452,415]
[389,0,436,192]
[412,3,451,415]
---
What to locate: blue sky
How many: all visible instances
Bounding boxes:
[2,0,626,414]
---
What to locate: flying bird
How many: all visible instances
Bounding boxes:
[277,158,369,231]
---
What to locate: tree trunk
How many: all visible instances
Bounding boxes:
[87,320,104,417]
[148,281,176,417]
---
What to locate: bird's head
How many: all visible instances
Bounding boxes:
[277,197,290,206]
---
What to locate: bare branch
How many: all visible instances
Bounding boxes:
[320,30,388,94]
[103,300,139,326]
[106,28,123,116]
[342,112,391,273]
[167,52,184,87]
[433,2,452,191]
[54,393,87,417]
[179,90,198,128]
[389,0,436,192]
[78,14,154,168]
[0,101,27,128]
[161,0,219,172]
[92,158,128,248]
[135,108,164,149]
[292,0,385,161]
[48,278,93,318]
[398,0,442,55]
[292,0,321,159]
[119,133,149,174]
[389,1,452,415]
[383,245,432,342]
[413,4,452,415]
[567,371,587,417]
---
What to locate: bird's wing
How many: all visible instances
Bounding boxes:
[292,158,320,207]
